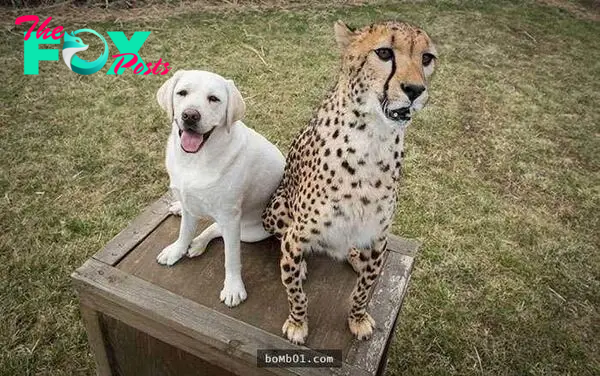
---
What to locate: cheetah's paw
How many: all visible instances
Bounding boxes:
[348,313,376,340]
[282,317,308,345]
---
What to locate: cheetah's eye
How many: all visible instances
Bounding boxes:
[422,53,435,67]
[208,95,220,103]
[177,90,188,97]
[374,48,394,61]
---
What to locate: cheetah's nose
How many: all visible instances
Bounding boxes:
[401,84,425,102]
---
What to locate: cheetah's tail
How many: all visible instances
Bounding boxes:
[262,189,290,239]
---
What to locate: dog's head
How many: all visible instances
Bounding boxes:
[156,70,246,153]
[334,20,438,124]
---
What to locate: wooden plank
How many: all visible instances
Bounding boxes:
[79,304,113,376]
[386,235,419,257]
[72,259,371,376]
[100,313,237,376]
[77,287,268,376]
[375,271,413,376]
[344,252,415,374]
[93,194,171,266]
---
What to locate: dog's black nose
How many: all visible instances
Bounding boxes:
[182,109,201,125]
[401,83,426,102]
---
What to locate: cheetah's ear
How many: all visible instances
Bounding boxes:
[334,20,356,50]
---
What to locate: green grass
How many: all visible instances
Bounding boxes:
[1,1,599,375]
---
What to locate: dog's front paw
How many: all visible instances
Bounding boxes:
[348,313,376,340]
[169,201,182,216]
[157,242,187,266]
[220,279,247,307]
[282,316,308,345]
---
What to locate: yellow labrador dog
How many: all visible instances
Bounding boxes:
[156,70,285,307]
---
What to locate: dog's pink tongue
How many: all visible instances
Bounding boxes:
[181,130,204,153]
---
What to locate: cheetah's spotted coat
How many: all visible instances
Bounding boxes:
[263,20,438,344]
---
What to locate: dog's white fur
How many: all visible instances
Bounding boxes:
[156,70,285,307]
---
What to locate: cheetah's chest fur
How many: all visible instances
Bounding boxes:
[293,114,404,258]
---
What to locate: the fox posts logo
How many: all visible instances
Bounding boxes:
[16,15,171,75]
[61,29,108,75]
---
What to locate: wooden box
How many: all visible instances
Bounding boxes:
[72,195,418,376]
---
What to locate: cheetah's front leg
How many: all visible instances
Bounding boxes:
[347,236,387,340]
[280,229,309,344]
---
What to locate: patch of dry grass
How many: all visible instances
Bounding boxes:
[0,0,382,27]
[536,0,600,21]
[0,0,598,375]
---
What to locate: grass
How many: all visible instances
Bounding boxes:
[0,0,599,375]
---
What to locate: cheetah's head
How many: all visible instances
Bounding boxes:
[334,20,438,124]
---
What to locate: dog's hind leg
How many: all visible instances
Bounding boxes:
[187,223,221,258]
[187,217,271,258]
[240,219,271,242]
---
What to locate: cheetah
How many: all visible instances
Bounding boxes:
[262,20,438,344]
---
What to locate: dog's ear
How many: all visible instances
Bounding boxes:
[334,20,356,50]
[156,70,186,121]
[225,79,245,130]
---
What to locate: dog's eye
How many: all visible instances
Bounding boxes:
[208,95,220,103]
[422,53,435,67]
[177,90,188,96]
[374,48,393,61]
